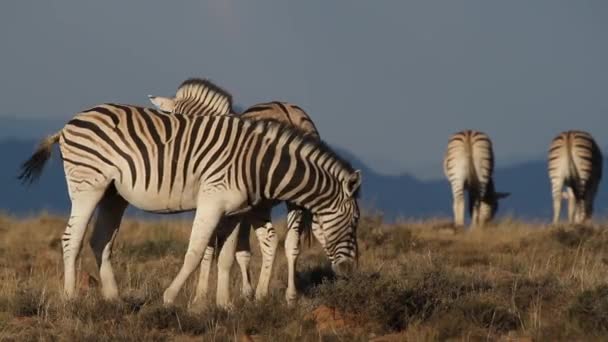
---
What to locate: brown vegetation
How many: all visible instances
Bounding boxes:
[2,213,608,340]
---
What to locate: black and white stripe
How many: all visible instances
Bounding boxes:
[443,130,509,228]
[548,130,602,224]
[19,104,361,307]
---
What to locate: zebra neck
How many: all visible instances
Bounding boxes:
[257,147,343,213]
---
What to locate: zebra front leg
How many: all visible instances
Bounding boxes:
[62,189,106,299]
[285,206,307,305]
[235,219,254,299]
[583,184,599,223]
[163,203,224,305]
[89,187,128,300]
[215,218,240,307]
[574,198,586,224]
[469,191,480,229]
[254,221,279,300]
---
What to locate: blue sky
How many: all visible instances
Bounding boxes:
[1,1,607,179]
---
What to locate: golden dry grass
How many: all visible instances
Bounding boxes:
[2,213,608,340]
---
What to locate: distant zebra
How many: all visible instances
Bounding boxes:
[149,78,320,304]
[548,130,602,224]
[443,130,509,227]
[18,104,361,308]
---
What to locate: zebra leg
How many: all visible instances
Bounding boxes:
[252,207,278,300]
[215,217,240,307]
[584,183,599,222]
[235,219,254,299]
[468,191,479,228]
[450,182,466,227]
[285,204,309,305]
[89,186,128,300]
[163,202,224,305]
[573,181,588,224]
[192,234,217,306]
[551,178,564,224]
[574,200,586,224]
[254,221,279,300]
[566,187,576,223]
[62,189,106,299]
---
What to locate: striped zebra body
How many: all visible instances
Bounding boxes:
[443,130,509,228]
[19,104,361,307]
[149,79,320,304]
[241,101,319,139]
[548,130,602,224]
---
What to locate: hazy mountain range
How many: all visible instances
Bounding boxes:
[3,119,608,223]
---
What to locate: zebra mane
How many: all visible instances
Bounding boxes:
[175,78,233,115]
[248,118,356,179]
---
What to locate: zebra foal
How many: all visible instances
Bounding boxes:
[19,104,361,307]
[548,130,602,224]
[443,130,509,228]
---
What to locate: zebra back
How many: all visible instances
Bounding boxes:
[149,78,232,116]
[241,102,320,139]
[443,130,494,191]
[548,130,602,191]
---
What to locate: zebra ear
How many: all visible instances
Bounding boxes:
[148,95,176,112]
[345,170,362,198]
[496,192,510,199]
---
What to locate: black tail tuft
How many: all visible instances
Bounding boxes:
[17,133,59,185]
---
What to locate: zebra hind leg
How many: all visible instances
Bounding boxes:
[450,182,466,227]
[566,187,576,224]
[89,185,128,300]
[551,178,564,224]
[192,235,217,307]
[62,189,107,299]
[215,217,240,308]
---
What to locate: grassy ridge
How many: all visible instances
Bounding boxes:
[1,214,608,340]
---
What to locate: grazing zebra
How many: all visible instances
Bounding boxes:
[149,78,320,304]
[18,104,361,308]
[443,130,509,228]
[148,78,320,303]
[548,130,602,224]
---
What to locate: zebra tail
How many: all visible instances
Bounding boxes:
[301,209,313,249]
[17,132,60,184]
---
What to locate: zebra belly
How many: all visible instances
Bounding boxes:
[113,181,199,212]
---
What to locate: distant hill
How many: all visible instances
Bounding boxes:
[5,137,608,223]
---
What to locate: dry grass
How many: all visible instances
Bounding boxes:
[2,213,608,340]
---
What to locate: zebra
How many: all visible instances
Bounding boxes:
[149,78,321,304]
[548,130,602,224]
[18,104,361,308]
[148,78,232,116]
[443,130,509,228]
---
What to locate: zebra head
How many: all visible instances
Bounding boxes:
[312,170,362,277]
[148,95,176,113]
[479,189,510,224]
